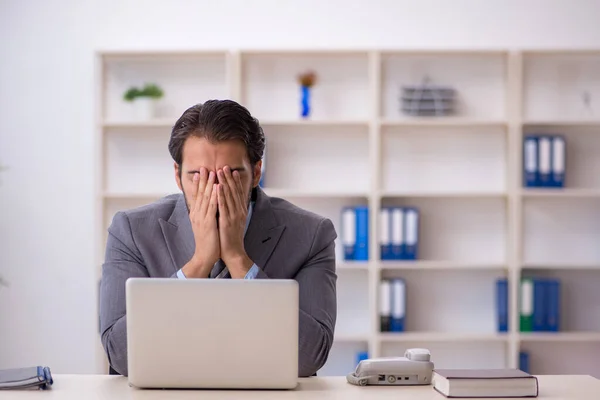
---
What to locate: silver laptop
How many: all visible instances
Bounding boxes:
[125,278,299,389]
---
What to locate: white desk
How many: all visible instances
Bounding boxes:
[3,375,600,399]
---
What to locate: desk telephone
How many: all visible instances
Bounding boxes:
[346,348,433,386]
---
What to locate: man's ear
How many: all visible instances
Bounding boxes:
[252,160,262,187]
[174,162,183,191]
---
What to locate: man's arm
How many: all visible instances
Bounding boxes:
[252,218,337,377]
[99,211,149,376]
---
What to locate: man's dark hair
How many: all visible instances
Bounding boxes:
[168,100,265,172]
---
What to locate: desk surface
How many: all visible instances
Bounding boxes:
[4,375,600,399]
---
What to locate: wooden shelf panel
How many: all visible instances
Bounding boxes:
[379,261,506,271]
[522,263,600,270]
[520,332,600,342]
[378,332,508,342]
[102,119,175,128]
[521,189,600,198]
[381,191,507,199]
[523,120,600,127]
[262,189,369,199]
[381,118,507,128]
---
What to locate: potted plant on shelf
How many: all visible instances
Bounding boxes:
[123,83,164,121]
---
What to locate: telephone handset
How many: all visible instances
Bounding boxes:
[346,348,434,386]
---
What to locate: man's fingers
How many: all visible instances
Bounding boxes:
[200,171,215,215]
[194,167,208,210]
[190,172,200,205]
[209,183,218,219]
[232,170,245,205]
[219,172,236,219]
[222,166,242,211]
[217,183,228,219]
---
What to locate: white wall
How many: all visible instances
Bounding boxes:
[1,0,600,374]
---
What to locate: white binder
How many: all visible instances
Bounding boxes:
[341,208,356,260]
[391,207,404,260]
[552,136,565,187]
[379,279,391,332]
[538,136,552,186]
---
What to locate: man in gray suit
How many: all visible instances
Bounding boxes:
[99,99,337,377]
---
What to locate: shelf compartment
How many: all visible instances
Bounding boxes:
[523,52,600,122]
[241,52,369,121]
[334,269,370,345]
[381,197,507,264]
[520,269,600,332]
[380,269,506,334]
[104,128,179,195]
[523,197,600,265]
[381,126,507,194]
[103,53,228,122]
[520,342,600,377]
[522,126,600,190]
[381,52,507,120]
[261,124,370,193]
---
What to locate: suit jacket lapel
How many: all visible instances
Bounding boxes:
[159,194,195,273]
[244,187,285,274]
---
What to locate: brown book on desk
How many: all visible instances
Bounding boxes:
[432,368,539,398]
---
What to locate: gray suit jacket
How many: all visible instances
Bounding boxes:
[99,187,338,377]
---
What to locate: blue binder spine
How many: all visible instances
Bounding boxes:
[354,206,369,261]
[538,135,552,187]
[551,135,566,188]
[496,278,508,333]
[519,351,530,373]
[341,207,356,260]
[546,278,560,332]
[404,207,419,260]
[533,278,546,331]
[380,208,392,260]
[391,207,405,260]
[523,135,539,187]
[390,279,406,332]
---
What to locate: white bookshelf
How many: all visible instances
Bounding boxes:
[96,48,600,378]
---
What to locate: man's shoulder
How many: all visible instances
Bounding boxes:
[267,195,336,235]
[111,193,182,227]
